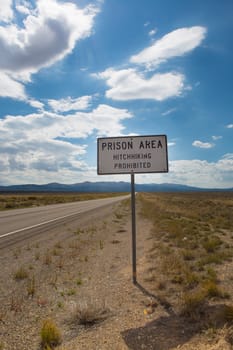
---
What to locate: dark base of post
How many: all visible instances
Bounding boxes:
[131,173,137,284]
[133,272,137,285]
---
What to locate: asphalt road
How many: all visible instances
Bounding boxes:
[0,194,130,248]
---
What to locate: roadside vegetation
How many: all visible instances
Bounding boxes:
[138,191,233,325]
[40,318,62,349]
[1,192,233,349]
[0,199,130,349]
[0,192,127,211]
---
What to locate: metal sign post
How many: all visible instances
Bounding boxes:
[131,173,137,284]
[97,135,168,284]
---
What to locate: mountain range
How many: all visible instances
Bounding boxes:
[0,182,232,192]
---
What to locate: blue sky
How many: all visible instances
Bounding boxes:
[0,0,232,188]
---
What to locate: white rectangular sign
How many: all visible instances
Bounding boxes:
[97,135,168,175]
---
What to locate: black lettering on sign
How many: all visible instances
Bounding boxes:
[151,140,156,148]
[158,140,163,148]
[102,140,133,151]
[102,138,163,151]
[139,141,144,149]
[139,140,163,149]
[102,142,107,151]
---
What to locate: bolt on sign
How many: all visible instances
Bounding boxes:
[97,135,168,175]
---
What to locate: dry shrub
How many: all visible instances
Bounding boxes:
[180,289,206,320]
[202,280,223,298]
[72,298,110,326]
[225,325,233,344]
[14,266,28,280]
[40,318,61,349]
[27,275,36,298]
[223,305,233,323]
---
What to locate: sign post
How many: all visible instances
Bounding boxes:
[97,135,168,284]
[131,173,137,284]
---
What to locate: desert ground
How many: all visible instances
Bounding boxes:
[0,191,233,350]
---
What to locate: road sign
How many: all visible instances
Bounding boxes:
[97,135,168,175]
[97,134,169,284]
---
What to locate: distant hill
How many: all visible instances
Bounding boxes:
[0,182,232,193]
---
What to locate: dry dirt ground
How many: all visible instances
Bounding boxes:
[0,198,232,349]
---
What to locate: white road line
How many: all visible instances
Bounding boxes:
[0,211,82,239]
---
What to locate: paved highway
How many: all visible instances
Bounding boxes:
[0,194,130,248]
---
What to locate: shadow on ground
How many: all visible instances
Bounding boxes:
[121,282,231,350]
[121,313,199,350]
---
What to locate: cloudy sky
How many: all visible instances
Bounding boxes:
[0,0,232,188]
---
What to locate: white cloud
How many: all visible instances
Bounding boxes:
[0,137,89,185]
[15,0,32,15]
[28,99,44,109]
[95,26,206,102]
[148,29,157,37]
[166,157,233,188]
[162,108,176,116]
[192,140,214,149]
[130,26,207,68]
[0,72,26,99]
[217,154,233,173]
[90,104,132,136]
[0,0,98,73]
[212,135,222,141]
[97,68,185,101]
[222,153,233,160]
[0,104,132,140]
[0,103,132,184]
[1,138,87,169]
[48,96,92,112]
[0,0,98,100]
[1,107,232,189]
[227,124,233,129]
[168,142,176,147]
[0,0,13,22]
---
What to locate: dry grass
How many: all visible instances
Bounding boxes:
[71,298,110,326]
[139,192,233,320]
[14,266,29,280]
[0,192,127,211]
[27,275,36,298]
[0,199,130,349]
[1,191,232,349]
[40,318,62,349]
